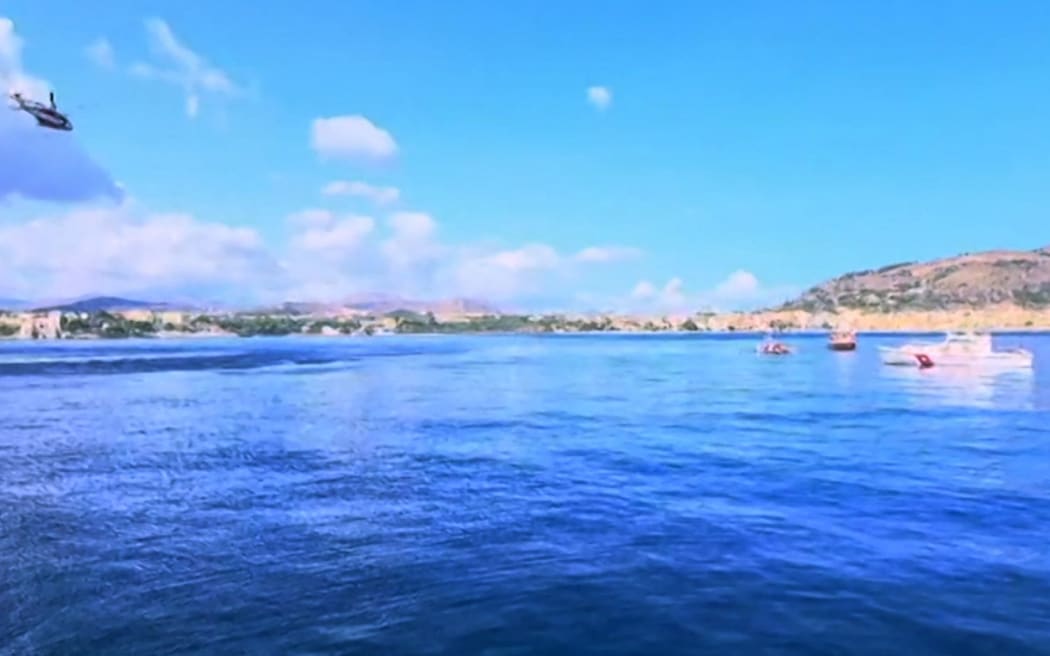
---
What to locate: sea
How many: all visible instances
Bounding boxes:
[1,333,1049,655]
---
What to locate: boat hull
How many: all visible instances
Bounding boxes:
[828,330,857,352]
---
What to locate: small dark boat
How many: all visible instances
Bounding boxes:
[828,330,857,351]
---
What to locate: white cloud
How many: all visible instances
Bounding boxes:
[713,269,760,300]
[292,215,375,254]
[388,211,436,241]
[322,180,400,205]
[381,211,443,273]
[0,17,16,64]
[311,115,398,161]
[453,245,563,302]
[625,270,797,313]
[286,209,620,305]
[0,204,276,302]
[631,280,656,300]
[484,244,560,272]
[708,270,798,310]
[628,277,687,310]
[287,208,334,229]
[575,245,642,263]
[587,86,612,111]
[661,277,686,307]
[130,19,238,118]
[1,185,657,309]
[0,16,49,100]
[85,38,115,70]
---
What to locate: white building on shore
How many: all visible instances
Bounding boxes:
[18,311,63,339]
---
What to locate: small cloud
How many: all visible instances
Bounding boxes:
[286,208,334,229]
[85,38,115,69]
[131,18,239,118]
[661,277,686,307]
[322,180,400,205]
[311,115,397,161]
[382,211,442,271]
[707,269,799,311]
[631,280,656,300]
[587,85,612,111]
[484,244,561,272]
[575,245,642,264]
[626,277,689,311]
[713,269,760,300]
[292,215,375,254]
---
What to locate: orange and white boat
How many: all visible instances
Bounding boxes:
[828,330,857,351]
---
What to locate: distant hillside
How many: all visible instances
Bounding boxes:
[35,296,187,313]
[780,245,1050,313]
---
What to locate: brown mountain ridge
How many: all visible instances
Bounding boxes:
[779,244,1050,313]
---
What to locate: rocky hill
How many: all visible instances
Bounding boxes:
[780,245,1050,313]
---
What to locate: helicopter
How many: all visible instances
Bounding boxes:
[8,90,73,131]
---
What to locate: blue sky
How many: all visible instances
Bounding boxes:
[3,1,1050,310]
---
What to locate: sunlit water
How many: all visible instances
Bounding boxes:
[2,333,1049,655]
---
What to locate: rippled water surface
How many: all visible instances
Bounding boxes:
[2,334,1049,655]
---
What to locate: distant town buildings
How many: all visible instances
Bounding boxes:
[13,311,63,339]
[118,309,154,323]
[157,311,187,327]
[1,304,1050,340]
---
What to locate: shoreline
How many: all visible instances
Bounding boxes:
[3,327,1050,343]
[6,304,1050,341]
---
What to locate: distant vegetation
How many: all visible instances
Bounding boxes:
[1013,283,1050,308]
[40,309,673,340]
[61,312,158,338]
[392,312,620,334]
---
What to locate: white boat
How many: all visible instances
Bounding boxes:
[878,332,1033,368]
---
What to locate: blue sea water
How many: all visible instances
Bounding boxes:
[1,333,1049,655]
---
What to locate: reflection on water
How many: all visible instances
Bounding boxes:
[879,361,1036,409]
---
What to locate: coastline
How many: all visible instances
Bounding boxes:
[5,304,1050,341]
[4,327,1050,343]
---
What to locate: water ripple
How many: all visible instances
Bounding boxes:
[2,334,1049,655]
